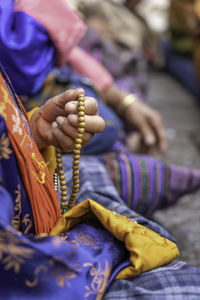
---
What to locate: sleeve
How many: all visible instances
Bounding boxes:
[68,47,114,91]
[0,0,55,96]
[0,0,86,96]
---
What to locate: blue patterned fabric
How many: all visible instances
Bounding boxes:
[0,0,55,96]
[0,114,130,300]
[0,67,133,299]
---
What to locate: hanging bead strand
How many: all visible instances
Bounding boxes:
[68,93,85,210]
[54,93,85,214]
[55,147,68,214]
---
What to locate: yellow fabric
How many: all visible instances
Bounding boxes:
[50,199,179,279]
[27,108,56,177]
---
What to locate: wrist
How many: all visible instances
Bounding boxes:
[116,93,139,116]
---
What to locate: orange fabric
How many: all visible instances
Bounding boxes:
[0,73,60,234]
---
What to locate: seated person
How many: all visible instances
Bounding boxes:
[1,0,200,221]
[0,60,200,300]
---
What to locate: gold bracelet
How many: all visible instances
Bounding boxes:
[117,94,138,116]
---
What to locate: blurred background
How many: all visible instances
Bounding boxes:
[67,0,200,267]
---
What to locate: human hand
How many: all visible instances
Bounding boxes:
[100,84,166,154]
[31,88,105,151]
[123,98,167,154]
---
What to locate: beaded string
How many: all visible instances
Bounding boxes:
[54,94,85,214]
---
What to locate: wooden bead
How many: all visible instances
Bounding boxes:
[60,196,67,202]
[73,179,79,184]
[75,138,82,144]
[57,163,63,169]
[78,111,85,117]
[60,185,67,191]
[59,175,65,181]
[78,100,84,106]
[78,116,85,123]
[60,202,67,208]
[72,173,79,178]
[78,105,85,112]
[75,144,82,150]
[60,180,67,186]
[58,170,64,175]
[70,193,77,199]
[79,122,85,128]
[72,190,79,195]
[56,158,62,164]
[73,184,79,189]
[78,128,85,134]
[74,149,80,155]
[73,160,79,166]
[73,154,80,160]
[61,191,67,196]
[73,170,79,175]
[72,165,79,170]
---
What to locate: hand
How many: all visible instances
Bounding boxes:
[124,99,167,154]
[100,84,167,154]
[31,88,105,151]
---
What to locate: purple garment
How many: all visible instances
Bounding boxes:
[0,0,55,95]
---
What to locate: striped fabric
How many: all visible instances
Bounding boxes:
[101,147,200,217]
[104,261,200,299]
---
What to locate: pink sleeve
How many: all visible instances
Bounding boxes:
[68,47,113,91]
[14,0,86,67]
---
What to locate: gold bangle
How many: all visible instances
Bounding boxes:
[117,94,138,116]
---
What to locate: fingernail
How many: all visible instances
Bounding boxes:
[56,116,64,125]
[76,88,84,95]
[52,121,57,128]
[145,135,155,145]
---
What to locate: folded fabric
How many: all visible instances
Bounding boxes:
[50,199,179,278]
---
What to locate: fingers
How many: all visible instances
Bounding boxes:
[139,120,156,147]
[54,88,84,108]
[149,114,167,152]
[67,114,105,133]
[65,96,98,115]
[51,118,93,152]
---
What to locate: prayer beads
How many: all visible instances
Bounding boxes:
[54,94,85,214]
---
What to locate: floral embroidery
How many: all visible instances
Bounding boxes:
[0,102,7,120]
[0,86,12,105]
[22,214,33,234]
[12,185,22,231]
[84,261,111,300]
[25,265,49,287]
[0,132,12,160]
[11,105,22,136]
[0,229,34,274]
[25,258,81,288]
[31,152,47,184]
[75,232,101,250]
